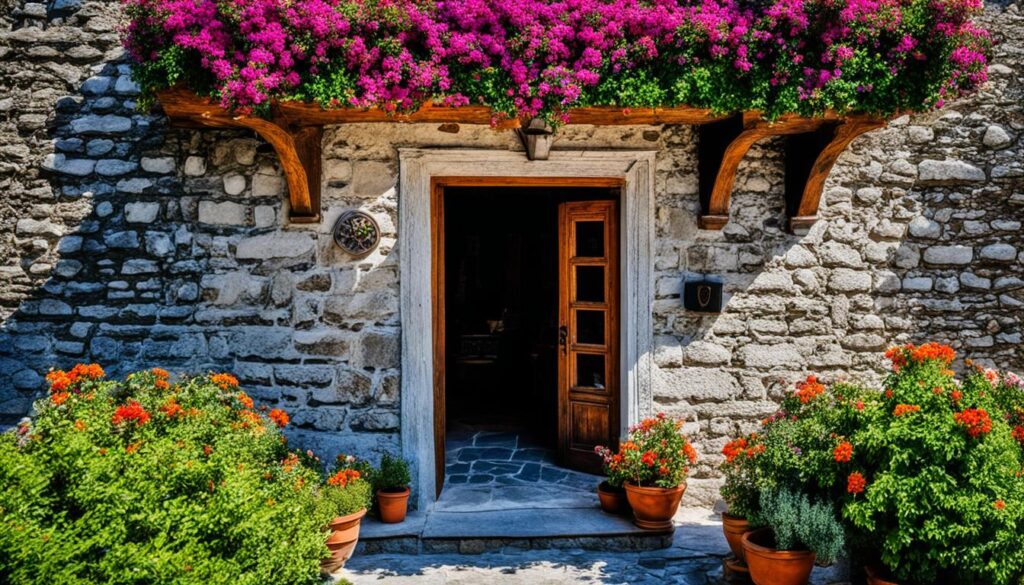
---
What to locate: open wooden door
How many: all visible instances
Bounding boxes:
[557,200,620,474]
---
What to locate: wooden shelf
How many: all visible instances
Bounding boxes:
[156,88,886,229]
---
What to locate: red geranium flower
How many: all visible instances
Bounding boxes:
[268,408,290,428]
[794,375,825,403]
[641,450,657,467]
[893,404,921,417]
[954,408,992,438]
[994,499,1006,510]
[112,401,150,426]
[833,441,853,463]
[847,471,867,494]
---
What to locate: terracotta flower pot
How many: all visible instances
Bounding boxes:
[377,486,411,523]
[320,508,366,575]
[623,482,685,531]
[597,481,630,514]
[865,565,901,585]
[742,528,816,585]
[722,512,751,562]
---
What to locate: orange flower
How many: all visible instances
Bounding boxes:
[46,370,73,392]
[203,445,213,456]
[211,373,239,390]
[152,368,170,379]
[954,408,992,438]
[237,392,254,410]
[126,441,142,454]
[268,408,289,428]
[1012,426,1024,444]
[155,379,170,390]
[833,441,853,463]
[723,437,748,463]
[74,420,86,432]
[641,450,657,466]
[683,442,698,464]
[281,453,300,473]
[910,343,955,366]
[855,400,865,411]
[794,375,825,403]
[327,469,362,487]
[951,390,963,402]
[847,471,867,494]
[994,499,1006,510]
[112,401,150,426]
[69,363,105,380]
[893,404,921,417]
[161,398,183,418]
[51,392,70,406]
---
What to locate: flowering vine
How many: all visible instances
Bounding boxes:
[123,0,991,122]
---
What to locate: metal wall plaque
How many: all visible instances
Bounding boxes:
[332,210,380,257]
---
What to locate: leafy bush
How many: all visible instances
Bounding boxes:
[720,433,763,520]
[598,413,697,488]
[755,487,845,564]
[374,452,411,492]
[122,0,990,122]
[844,345,1024,585]
[0,366,340,585]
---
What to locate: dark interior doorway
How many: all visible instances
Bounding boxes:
[442,186,618,450]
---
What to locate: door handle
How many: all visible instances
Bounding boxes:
[558,325,568,353]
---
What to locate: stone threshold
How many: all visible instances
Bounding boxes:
[357,504,673,555]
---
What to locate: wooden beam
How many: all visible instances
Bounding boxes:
[156,89,886,229]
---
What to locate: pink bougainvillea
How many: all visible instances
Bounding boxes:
[123,0,991,121]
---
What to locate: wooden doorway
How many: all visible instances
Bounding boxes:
[558,200,620,474]
[431,177,622,494]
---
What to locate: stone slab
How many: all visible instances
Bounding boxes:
[421,506,663,539]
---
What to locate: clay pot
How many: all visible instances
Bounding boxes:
[320,508,366,575]
[722,512,751,562]
[865,565,901,585]
[623,482,685,531]
[741,528,816,585]
[376,487,411,524]
[597,481,630,514]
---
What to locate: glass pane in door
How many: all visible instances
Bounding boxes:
[575,266,605,303]
[575,221,604,258]
[575,309,605,346]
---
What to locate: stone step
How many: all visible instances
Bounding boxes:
[356,506,673,555]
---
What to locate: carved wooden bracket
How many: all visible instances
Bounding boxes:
[157,88,884,229]
[698,111,886,233]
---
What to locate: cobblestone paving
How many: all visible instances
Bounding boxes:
[341,509,851,584]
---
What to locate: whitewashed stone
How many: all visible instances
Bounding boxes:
[935,276,960,293]
[980,243,1017,262]
[199,201,246,225]
[960,272,992,290]
[682,341,731,366]
[122,259,159,275]
[184,156,207,176]
[141,157,175,174]
[828,269,872,293]
[124,201,160,223]
[16,219,63,238]
[902,276,933,292]
[918,160,986,184]
[236,232,315,260]
[351,161,395,196]
[923,245,973,265]
[818,242,862,267]
[252,173,284,197]
[223,174,247,195]
[907,126,934,143]
[738,344,804,368]
[70,114,132,135]
[654,367,740,401]
[41,153,94,176]
[116,178,153,194]
[908,216,941,238]
[254,206,276,228]
[95,159,138,176]
[983,125,1012,149]
[855,187,882,204]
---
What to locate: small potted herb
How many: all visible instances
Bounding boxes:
[594,445,630,514]
[374,452,412,523]
[320,454,373,574]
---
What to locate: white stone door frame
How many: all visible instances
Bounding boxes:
[398,149,656,510]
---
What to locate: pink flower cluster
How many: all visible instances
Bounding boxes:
[123,0,991,120]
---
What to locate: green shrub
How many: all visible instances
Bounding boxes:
[0,365,337,585]
[374,452,411,492]
[755,487,845,564]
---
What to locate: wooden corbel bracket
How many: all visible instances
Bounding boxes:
[698,111,886,233]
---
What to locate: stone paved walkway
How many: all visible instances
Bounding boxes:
[341,509,851,584]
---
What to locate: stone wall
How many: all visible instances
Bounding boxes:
[0,0,1021,505]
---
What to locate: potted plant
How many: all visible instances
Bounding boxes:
[320,459,372,574]
[613,413,697,530]
[374,452,412,523]
[742,488,845,585]
[720,433,763,567]
[839,345,1024,585]
[594,445,630,514]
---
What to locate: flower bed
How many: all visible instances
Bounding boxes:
[123,0,990,122]
[0,366,369,584]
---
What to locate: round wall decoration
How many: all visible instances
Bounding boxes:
[332,210,380,257]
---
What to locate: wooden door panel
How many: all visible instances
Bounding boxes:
[558,200,619,474]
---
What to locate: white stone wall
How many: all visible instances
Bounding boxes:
[1,0,1021,504]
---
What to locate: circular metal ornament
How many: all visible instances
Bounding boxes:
[333,210,380,257]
